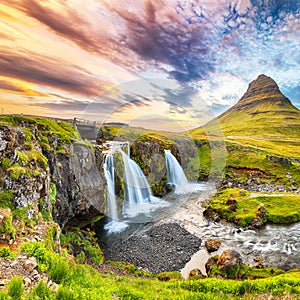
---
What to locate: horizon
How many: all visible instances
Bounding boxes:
[0,1,299,131]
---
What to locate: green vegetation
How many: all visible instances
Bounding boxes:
[60,229,104,264]
[0,208,15,239]
[0,115,80,143]
[0,189,40,236]
[206,188,300,226]
[7,276,24,300]
[1,157,11,170]
[0,241,297,299]
[17,150,48,170]
[0,190,14,209]
[39,183,56,221]
[223,143,300,187]
[8,164,31,180]
[0,246,14,259]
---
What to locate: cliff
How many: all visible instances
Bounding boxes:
[0,116,106,236]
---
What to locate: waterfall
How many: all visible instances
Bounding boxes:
[165,149,188,188]
[103,154,118,220]
[119,149,152,205]
[164,149,204,194]
[103,143,169,234]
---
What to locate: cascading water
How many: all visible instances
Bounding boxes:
[120,149,152,205]
[164,149,204,194]
[103,154,118,220]
[165,149,188,191]
[103,143,169,234]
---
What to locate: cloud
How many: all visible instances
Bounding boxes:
[29,99,90,112]
[3,0,299,91]
[0,0,299,125]
[0,78,50,97]
[0,48,111,97]
[0,79,25,93]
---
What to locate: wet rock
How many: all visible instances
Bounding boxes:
[217,249,243,270]
[205,255,219,275]
[205,239,222,253]
[254,257,264,269]
[189,268,206,278]
[166,183,176,193]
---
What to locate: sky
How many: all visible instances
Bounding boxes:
[0,0,299,131]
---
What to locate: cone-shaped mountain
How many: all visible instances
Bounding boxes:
[190,74,300,139]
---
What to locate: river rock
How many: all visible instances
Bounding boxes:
[189,268,206,278]
[205,239,222,253]
[101,223,202,274]
[251,203,267,228]
[217,249,243,270]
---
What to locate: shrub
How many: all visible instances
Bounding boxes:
[0,246,13,259]
[29,280,52,299]
[55,287,78,300]
[49,256,71,284]
[20,242,50,272]
[1,158,11,170]
[0,190,14,209]
[0,211,15,239]
[7,276,24,300]
[0,291,7,300]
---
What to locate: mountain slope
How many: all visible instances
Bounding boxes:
[191,74,300,140]
[190,74,300,158]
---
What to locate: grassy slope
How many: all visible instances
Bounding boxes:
[206,188,300,226]
[190,98,300,158]
[1,240,300,299]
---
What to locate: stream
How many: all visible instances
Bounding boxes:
[97,182,300,277]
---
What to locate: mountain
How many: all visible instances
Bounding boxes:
[190,74,300,140]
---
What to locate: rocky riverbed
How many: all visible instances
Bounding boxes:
[101,223,202,274]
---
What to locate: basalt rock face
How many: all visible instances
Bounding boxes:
[0,124,106,230]
[0,125,50,219]
[46,144,106,229]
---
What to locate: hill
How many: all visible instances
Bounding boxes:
[190,74,300,158]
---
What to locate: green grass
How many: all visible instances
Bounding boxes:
[206,188,300,226]
[0,241,298,299]
[225,143,300,187]
[190,96,300,158]
[0,115,80,144]
[60,229,104,264]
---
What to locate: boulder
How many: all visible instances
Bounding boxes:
[205,239,222,253]
[251,203,267,228]
[24,257,37,272]
[205,255,219,275]
[217,249,242,270]
[267,155,291,166]
[189,268,206,278]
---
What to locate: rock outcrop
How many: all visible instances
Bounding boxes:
[47,144,106,228]
[0,125,50,223]
[0,122,106,231]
